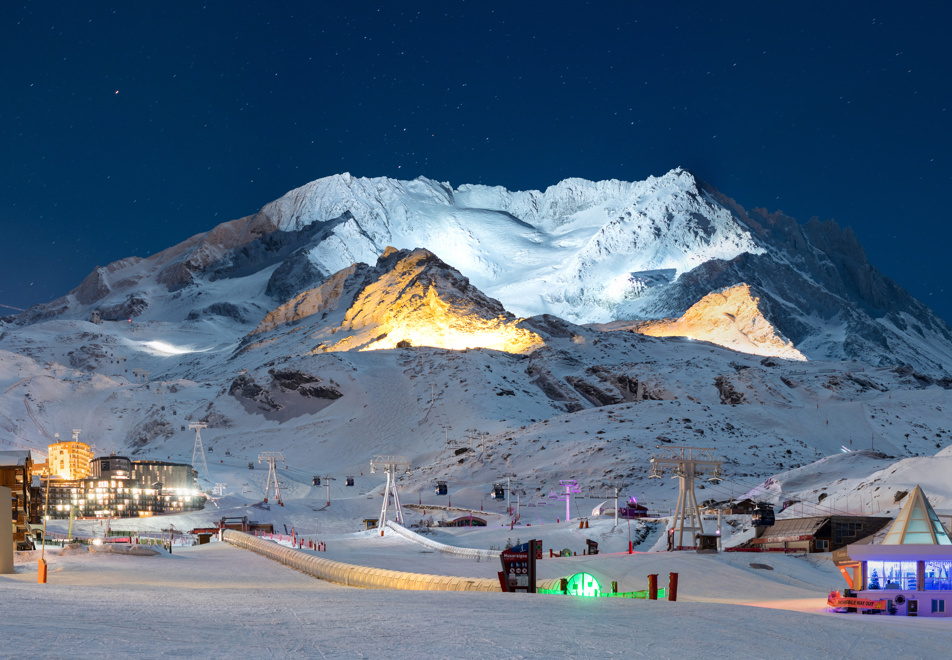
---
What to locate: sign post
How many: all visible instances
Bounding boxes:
[498,539,538,593]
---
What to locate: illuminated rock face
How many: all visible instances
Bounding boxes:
[253,247,545,355]
[635,284,806,361]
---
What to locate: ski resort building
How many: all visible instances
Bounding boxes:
[35,456,203,519]
[836,486,952,617]
[751,515,891,553]
[47,439,93,481]
[0,450,35,550]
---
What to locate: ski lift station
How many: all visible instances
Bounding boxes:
[832,485,952,617]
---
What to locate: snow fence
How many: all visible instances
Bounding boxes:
[222,530,563,592]
[384,521,501,560]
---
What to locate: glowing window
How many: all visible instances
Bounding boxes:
[866,561,917,590]
[925,561,952,591]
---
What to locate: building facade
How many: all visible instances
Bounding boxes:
[751,515,891,553]
[838,486,952,617]
[48,440,93,481]
[38,457,203,520]
[0,450,35,550]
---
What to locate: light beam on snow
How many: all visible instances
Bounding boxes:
[134,340,211,357]
[634,284,807,361]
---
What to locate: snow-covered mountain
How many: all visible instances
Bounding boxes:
[5,168,952,528]
[14,168,952,372]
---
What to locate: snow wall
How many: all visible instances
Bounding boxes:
[222,530,562,592]
[385,521,502,559]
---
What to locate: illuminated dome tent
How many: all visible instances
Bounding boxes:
[565,573,601,598]
[838,485,952,617]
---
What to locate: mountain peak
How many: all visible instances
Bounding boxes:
[633,283,807,361]
[14,168,952,373]
[250,247,545,355]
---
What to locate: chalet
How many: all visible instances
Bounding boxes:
[701,498,758,516]
[750,515,891,553]
[0,451,35,550]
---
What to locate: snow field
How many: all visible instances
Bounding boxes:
[6,539,952,659]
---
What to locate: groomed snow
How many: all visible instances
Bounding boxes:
[5,538,949,659]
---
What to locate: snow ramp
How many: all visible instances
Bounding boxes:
[385,521,501,560]
[222,530,562,592]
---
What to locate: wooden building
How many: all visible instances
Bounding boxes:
[0,450,35,550]
[701,498,758,516]
[750,515,891,553]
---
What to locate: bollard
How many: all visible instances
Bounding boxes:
[629,541,633,554]
[648,574,658,600]
[611,580,618,594]
[668,572,679,602]
[38,558,48,584]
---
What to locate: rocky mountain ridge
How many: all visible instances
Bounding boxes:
[9,168,952,374]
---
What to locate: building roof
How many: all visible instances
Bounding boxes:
[755,516,828,542]
[882,485,952,546]
[0,450,32,466]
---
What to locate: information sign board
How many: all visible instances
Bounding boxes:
[499,539,537,593]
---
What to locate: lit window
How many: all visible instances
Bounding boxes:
[925,561,952,591]
[866,561,918,590]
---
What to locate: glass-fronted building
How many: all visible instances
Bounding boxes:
[839,485,952,617]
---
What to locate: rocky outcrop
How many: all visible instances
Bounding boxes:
[186,302,250,323]
[635,284,806,361]
[252,247,545,355]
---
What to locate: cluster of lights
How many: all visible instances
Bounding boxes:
[45,481,202,518]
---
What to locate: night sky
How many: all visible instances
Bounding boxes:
[2,3,951,323]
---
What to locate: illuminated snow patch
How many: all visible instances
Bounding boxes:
[135,340,211,356]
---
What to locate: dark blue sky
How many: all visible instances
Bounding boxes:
[2,3,950,322]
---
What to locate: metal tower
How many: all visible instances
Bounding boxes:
[559,479,582,522]
[258,452,285,505]
[189,422,209,483]
[371,455,411,531]
[649,446,722,550]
